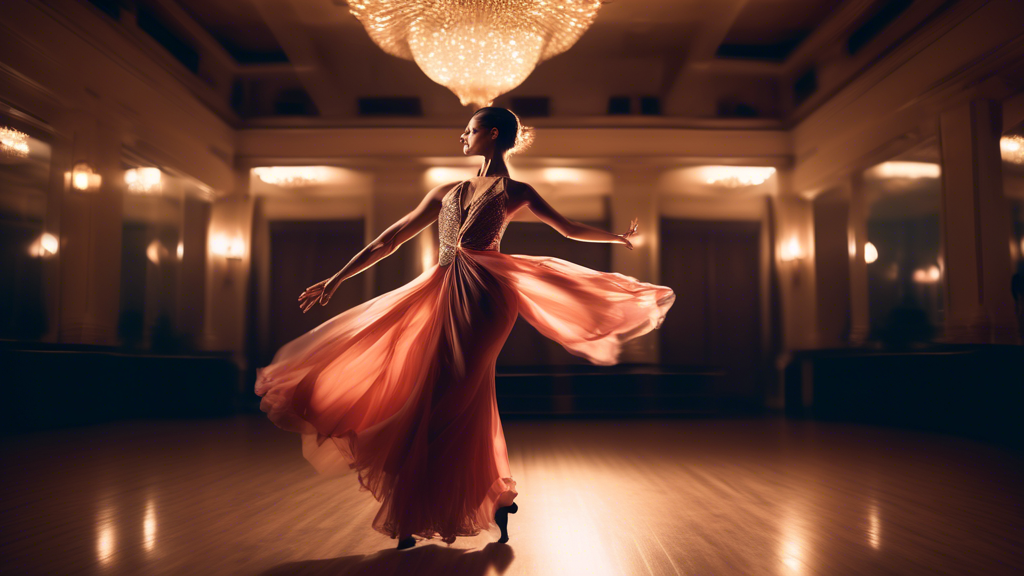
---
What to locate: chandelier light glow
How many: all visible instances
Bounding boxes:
[867,161,941,179]
[348,0,603,107]
[1,126,29,159]
[125,167,163,194]
[254,166,326,188]
[703,166,777,188]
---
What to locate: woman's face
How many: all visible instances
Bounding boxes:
[460,116,496,157]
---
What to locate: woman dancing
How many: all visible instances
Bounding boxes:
[255,107,675,550]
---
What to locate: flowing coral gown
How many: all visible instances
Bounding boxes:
[255,175,675,544]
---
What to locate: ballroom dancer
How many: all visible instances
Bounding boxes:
[255,107,675,550]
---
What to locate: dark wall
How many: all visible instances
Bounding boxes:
[659,219,763,402]
[265,220,366,362]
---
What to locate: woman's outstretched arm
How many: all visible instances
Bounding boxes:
[298,181,460,312]
[523,183,638,248]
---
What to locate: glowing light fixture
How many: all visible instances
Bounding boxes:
[71,162,102,192]
[177,241,184,260]
[541,167,584,184]
[864,242,879,264]
[348,0,603,107]
[703,166,776,188]
[125,167,163,194]
[254,166,326,188]
[867,161,940,179]
[28,232,59,258]
[780,237,805,262]
[146,239,168,265]
[212,234,245,260]
[1001,136,1024,165]
[912,265,940,284]
[424,167,473,188]
[0,126,29,158]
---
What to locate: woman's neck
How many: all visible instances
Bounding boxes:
[477,154,509,178]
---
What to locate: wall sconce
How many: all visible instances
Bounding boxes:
[146,239,170,265]
[125,167,163,194]
[28,232,59,258]
[70,162,102,192]
[912,265,941,284]
[211,234,245,260]
[1001,135,1024,165]
[864,242,879,264]
[780,237,805,263]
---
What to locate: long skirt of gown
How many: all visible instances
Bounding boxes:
[255,246,675,544]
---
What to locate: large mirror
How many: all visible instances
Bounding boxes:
[0,117,52,341]
[862,140,943,346]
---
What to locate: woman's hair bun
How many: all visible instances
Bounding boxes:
[473,107,535,158]
[508,121,535,158]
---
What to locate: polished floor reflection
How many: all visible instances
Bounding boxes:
[2,415,1022,575]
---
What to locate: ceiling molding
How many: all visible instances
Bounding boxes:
[250,0,348,117]
[662,0,751,99]
[781,0,876,75]
[143,0,239,73]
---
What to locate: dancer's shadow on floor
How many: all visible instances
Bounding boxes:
[256,542,514,576]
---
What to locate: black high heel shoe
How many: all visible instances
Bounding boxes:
[494,502,519,544]
[396,535,416,550]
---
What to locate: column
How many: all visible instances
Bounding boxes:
[610,163,660,363]
[812,188,851,348]
[939,99,1015,343]
[771,170,817,351]
[202,169,254,360]
[57,111,125,345]
[846,173,871,345]
[178,195,210,348]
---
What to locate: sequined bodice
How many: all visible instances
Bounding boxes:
[438,176,511,267]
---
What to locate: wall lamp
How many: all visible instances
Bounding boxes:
[780,237,806,263]
[70,162,102,192]
[211,234,245,260]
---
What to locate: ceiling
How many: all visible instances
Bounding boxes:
[142,0,940,120]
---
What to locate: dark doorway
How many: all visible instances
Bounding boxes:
[267,220,366,357]
[659,219,762,402]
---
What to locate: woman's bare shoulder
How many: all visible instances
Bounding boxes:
[504,177,537,199]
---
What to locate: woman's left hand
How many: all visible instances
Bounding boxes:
[619,217,639,250]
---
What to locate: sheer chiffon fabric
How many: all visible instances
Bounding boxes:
[255,176,675,544]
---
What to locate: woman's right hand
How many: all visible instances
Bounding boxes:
[618,217,639,250]
[298,275,341,313]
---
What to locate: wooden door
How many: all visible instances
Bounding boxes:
[267,220,366,356]
[659,219,762,400]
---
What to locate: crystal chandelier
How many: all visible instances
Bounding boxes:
[348,0,603,108]
[0,126,29,159]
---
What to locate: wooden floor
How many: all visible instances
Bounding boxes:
[2,415,1022,576]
